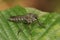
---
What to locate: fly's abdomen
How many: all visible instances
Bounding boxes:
[9,16,24,22]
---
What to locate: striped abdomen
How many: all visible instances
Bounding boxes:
[9,16,24,22]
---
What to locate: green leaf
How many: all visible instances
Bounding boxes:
[0,6,60,40]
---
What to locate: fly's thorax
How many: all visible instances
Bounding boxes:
[23,14,37,24]
[27,13,37,21]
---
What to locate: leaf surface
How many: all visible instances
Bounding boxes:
[0,6,60,40]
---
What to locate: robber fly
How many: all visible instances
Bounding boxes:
[9,13,45,34]
[9,13,38,23]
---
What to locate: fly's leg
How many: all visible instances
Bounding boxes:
[36,18,45,28]
[17,29,22,35]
